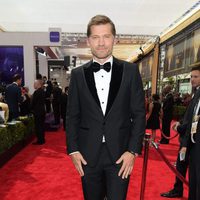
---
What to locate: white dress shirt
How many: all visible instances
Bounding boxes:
[93,57,113,115]
[93,57,113,143]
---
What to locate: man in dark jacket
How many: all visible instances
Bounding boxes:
[52,81,62,125]
[31,79,46,145]
[66,15,145,200]
[5,74,23,121]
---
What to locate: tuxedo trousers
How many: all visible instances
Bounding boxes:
[188,139,200,200]
[173,147,189,193]
[81,143,130,200]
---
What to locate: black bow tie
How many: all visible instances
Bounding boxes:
[91,62,111,72]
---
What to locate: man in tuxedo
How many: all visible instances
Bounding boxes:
[31,79,46,145]
[5,74,23,121]
[66,15,145,200]
[180,64,200,200]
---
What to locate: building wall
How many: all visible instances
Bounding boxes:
[0,32,60,93]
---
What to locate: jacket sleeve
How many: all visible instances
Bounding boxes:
[65,69,81,154]
[128,64,146,154]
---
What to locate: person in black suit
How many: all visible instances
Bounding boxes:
[180,65,200,200]
[160,85,174,144]
[52,81,62,125]
[5,74,23,121]
[31,79,46,145]
[45,80,53,113]
[66,15,145,200]
[60,86,68,130]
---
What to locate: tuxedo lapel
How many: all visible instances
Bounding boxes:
[84,62,101,108]
[185,88,200,124]
[105,58,123,116]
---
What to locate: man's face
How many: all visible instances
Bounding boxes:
[17,78,22,86]
[87,23,116,63]
[34,81,38,90]
[191,70,200,88]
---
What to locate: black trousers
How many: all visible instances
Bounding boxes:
[173,148,189,193]
[188,141,200,200]
[34,114,45,143]
[45,99,51,113]
[81,144,129,200]
[161,117,172,143]
[52,102,60,125]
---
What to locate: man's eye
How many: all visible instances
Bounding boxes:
[91,36,99,39]
[104,35,111,38]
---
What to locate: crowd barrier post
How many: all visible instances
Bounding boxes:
[140,133,151,200]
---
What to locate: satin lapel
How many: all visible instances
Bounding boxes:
[191,88,200,111]
[84,62,101,108]
[105,58,123,116]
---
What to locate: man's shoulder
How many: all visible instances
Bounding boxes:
[114,57,137,69]
[71,61,91,73]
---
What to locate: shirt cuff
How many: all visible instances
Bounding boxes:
[69,151,80,155]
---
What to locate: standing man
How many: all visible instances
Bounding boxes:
[52,81,62,125]
[5,74,23,121]
[160,85,174,144]
[31,79,46,145]
[180,65,200,200]
[66,15,145,200]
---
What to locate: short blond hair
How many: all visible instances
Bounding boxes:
[87,15,116,37]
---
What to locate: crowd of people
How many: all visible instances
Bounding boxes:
[0,74,68,145]
[144,66,200,200]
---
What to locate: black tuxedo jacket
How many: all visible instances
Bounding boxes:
[31,88,46,116]
[5,83,22,114]
[182,89,200,148]
[162,93,174,120]
[66,57,145,166]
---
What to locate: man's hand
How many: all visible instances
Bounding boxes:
[116,151,136,179]
[180,147,187,154]
[70,152,87,176]
[172,122,180,131]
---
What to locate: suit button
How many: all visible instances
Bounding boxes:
[103,122,105,125]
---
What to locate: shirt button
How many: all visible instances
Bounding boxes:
[101,75,104,78]
[102,88,104,90]
[102,102,104,104]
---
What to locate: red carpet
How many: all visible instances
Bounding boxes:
[0,128,188,200]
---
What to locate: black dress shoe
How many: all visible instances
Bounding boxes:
[160,189,183,198]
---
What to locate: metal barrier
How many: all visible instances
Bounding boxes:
[140,133,189,199]
[152,141,189,186]
[140,133,151,200]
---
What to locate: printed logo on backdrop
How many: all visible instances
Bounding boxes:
[50,32,60,42]
[49,28,61,43]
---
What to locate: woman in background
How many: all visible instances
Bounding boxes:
[146,94,162,142]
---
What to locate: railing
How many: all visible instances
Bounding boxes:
[140,133,189,199]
